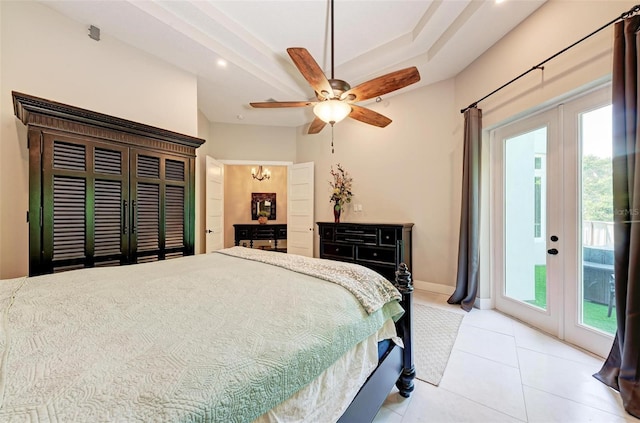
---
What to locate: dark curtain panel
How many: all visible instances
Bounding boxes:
[594,16,640,419]
[448,107,482,312]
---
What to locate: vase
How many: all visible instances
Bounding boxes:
[258,216,268,224]
[333,206,341,223]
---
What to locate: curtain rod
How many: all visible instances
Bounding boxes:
[460,4,640,114]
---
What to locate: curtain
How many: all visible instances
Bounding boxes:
[448,107,482,312]
[594,16,640,419]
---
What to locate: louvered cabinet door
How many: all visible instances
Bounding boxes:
[130,150,190,263]
[40,133,129,274]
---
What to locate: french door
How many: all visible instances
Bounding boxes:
[492,85,615,357]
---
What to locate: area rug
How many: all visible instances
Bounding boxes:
[413,303,464,386]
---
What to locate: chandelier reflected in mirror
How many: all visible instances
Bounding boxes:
[251,165,271,181]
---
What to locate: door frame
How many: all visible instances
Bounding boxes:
[491,107,562,337]
[490,83,615,356]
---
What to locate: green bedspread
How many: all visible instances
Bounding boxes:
[0,249,403,422]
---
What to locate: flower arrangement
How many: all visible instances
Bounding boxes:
[257,210,269,224]
[329,163,353,212]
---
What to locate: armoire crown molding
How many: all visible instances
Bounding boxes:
[12,91,205,154]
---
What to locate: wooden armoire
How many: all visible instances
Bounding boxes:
[12,92,205,276]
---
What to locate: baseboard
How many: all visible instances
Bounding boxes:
[413,280,493,310]
[413,280,455,296]
[474,297,493,310]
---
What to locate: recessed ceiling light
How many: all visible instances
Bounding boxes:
[217,59,228,68]
[495,0,506,3]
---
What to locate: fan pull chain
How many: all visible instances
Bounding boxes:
[331,125,335,154]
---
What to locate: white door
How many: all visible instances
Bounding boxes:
[287,162,314,257]
[492,85,615,356]
[493,108,561,336]
[205,156,224,252]
[562,87,615,357]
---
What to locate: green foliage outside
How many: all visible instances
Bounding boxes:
[582,155,613,222]
[527,265,616,335]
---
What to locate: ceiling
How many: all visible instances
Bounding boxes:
[42,0,547,129]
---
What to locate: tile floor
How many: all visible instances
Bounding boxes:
[372,290,639,423]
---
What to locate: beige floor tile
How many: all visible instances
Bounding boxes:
[453,324,519,367]
[401,381,525,423]
[523,385,628,423]
[517,347,626,417]
[373,291,638,423]
[372,406,403,423]
[460,308,515,336]
[382,386,413,416]
[438,349,527,421]
[512,319,605,366]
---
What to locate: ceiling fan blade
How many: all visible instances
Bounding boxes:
[341,67,420,102]
[250,101,313,108]
[287,48,334,99]
[349,104,392,128]
[308,117,327,134]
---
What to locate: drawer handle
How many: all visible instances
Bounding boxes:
[373,252,378,257]
[385,235,390,240]
[335,247,339,252]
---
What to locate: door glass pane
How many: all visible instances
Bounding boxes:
[505,127,547,309]
[580,105,616,334]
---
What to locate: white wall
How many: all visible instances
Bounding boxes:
[0,1,198,278]
[0,0,4,278]
[193,121,296,252]
[456,0,635,128]
[209,122,297,162]
[195,110,212,254]
[296,79,460,291]
[455,0,637,302]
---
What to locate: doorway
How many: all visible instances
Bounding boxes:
[492,85,615,357]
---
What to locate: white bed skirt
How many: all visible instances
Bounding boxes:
[255,319,399,423]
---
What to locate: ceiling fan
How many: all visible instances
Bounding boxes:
[249,0,421,135]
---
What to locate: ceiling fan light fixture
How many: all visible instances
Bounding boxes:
[313,99,351,124]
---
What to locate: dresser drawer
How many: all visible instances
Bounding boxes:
[317,222,413,278]
[378,228,398,246]
[254,228,276,239]
[320,226,335,241]
[357,246,396,264]
[335,226,377,245]
[321,242,354,260]
[236,228,251,239]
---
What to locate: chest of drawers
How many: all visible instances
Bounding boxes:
[317,222,413,281]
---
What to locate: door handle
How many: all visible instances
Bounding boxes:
[205,229,213,234]
[122,200,128,234]
[547,248,559,255]
[131,200,137,234]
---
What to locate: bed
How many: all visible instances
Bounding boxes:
[0,247,415,422]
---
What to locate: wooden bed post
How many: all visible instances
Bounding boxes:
[394,263,415,397]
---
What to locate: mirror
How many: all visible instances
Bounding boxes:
[251,192,276,220]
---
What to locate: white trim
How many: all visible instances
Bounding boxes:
[219,159,293,166]
[414,280,455,296]
[482,76,612,132]
[474,297,493,310]
[414,280,493,310]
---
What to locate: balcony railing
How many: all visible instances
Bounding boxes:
[583,220,614,247]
